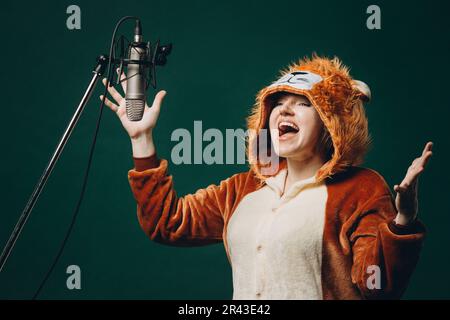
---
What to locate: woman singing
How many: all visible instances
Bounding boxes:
[100,54,432,300]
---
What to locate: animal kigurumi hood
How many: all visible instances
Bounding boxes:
[247,54,372,183]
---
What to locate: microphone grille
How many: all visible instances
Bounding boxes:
[126,99,145,121]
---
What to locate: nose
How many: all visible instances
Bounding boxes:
[279,102,294,116]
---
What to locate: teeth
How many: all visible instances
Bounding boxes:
[278,121,299,131]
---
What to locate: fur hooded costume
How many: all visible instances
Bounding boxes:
[127,55,426,300]
[247,54,371,183]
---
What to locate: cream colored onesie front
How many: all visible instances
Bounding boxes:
[226,168,328,300]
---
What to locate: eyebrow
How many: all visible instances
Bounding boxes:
[275,96,310,104]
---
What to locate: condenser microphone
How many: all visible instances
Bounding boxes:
[125,20,148,121]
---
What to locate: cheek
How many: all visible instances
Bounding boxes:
[299,110,323,140]
[311,114,323,136]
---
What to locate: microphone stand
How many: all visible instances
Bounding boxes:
[0,55,109,272]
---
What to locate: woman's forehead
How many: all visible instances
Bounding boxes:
[276,92,310,102]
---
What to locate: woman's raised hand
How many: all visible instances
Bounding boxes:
[100,68,166,157]
[100,68,167,140]
[394,141,433,225]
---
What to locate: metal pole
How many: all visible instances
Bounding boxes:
[0,55,108,272]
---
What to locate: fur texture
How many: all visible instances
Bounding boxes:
[247,54,371,183]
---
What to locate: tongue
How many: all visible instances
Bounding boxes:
[279,125,299,136]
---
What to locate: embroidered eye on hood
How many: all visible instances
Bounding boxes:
[246,54,372,184]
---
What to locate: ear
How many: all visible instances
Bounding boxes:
[352,80,371,102]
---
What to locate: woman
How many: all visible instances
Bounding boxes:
[100,54,432,300]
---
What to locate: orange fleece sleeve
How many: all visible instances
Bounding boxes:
[349,193,426,299]
[128,155,253,247]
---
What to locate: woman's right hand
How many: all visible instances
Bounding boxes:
[100,69,167,157]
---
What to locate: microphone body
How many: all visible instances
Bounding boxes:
[125,34,148,121]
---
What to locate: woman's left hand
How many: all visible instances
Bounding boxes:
[394,141,433,225]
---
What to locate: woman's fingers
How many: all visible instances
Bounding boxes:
[401,165,420,190]
[422,141,433,156]
[393,142,432,218]
[116,68,127,92]
[403,141,434,183]
[394,184,406,194]
[421,151,433,168]
[100,95,119,113]
[420,141,433,168]
[395,181,416,195]
[149,90,167,113]
[102,78,123,105]
[394,184,412,196]
[398,177,411,190]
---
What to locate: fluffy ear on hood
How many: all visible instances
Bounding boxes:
[247,54,372,183]
[352,80,371,102]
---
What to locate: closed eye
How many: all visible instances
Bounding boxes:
[275,102,310,107]
[274,100,311,107]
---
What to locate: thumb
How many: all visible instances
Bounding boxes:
[150,90,167,114]
[394,184,407,194]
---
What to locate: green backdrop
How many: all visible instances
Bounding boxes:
[0,0,449,299]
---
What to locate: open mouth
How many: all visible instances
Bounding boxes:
[278,121,299,140]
